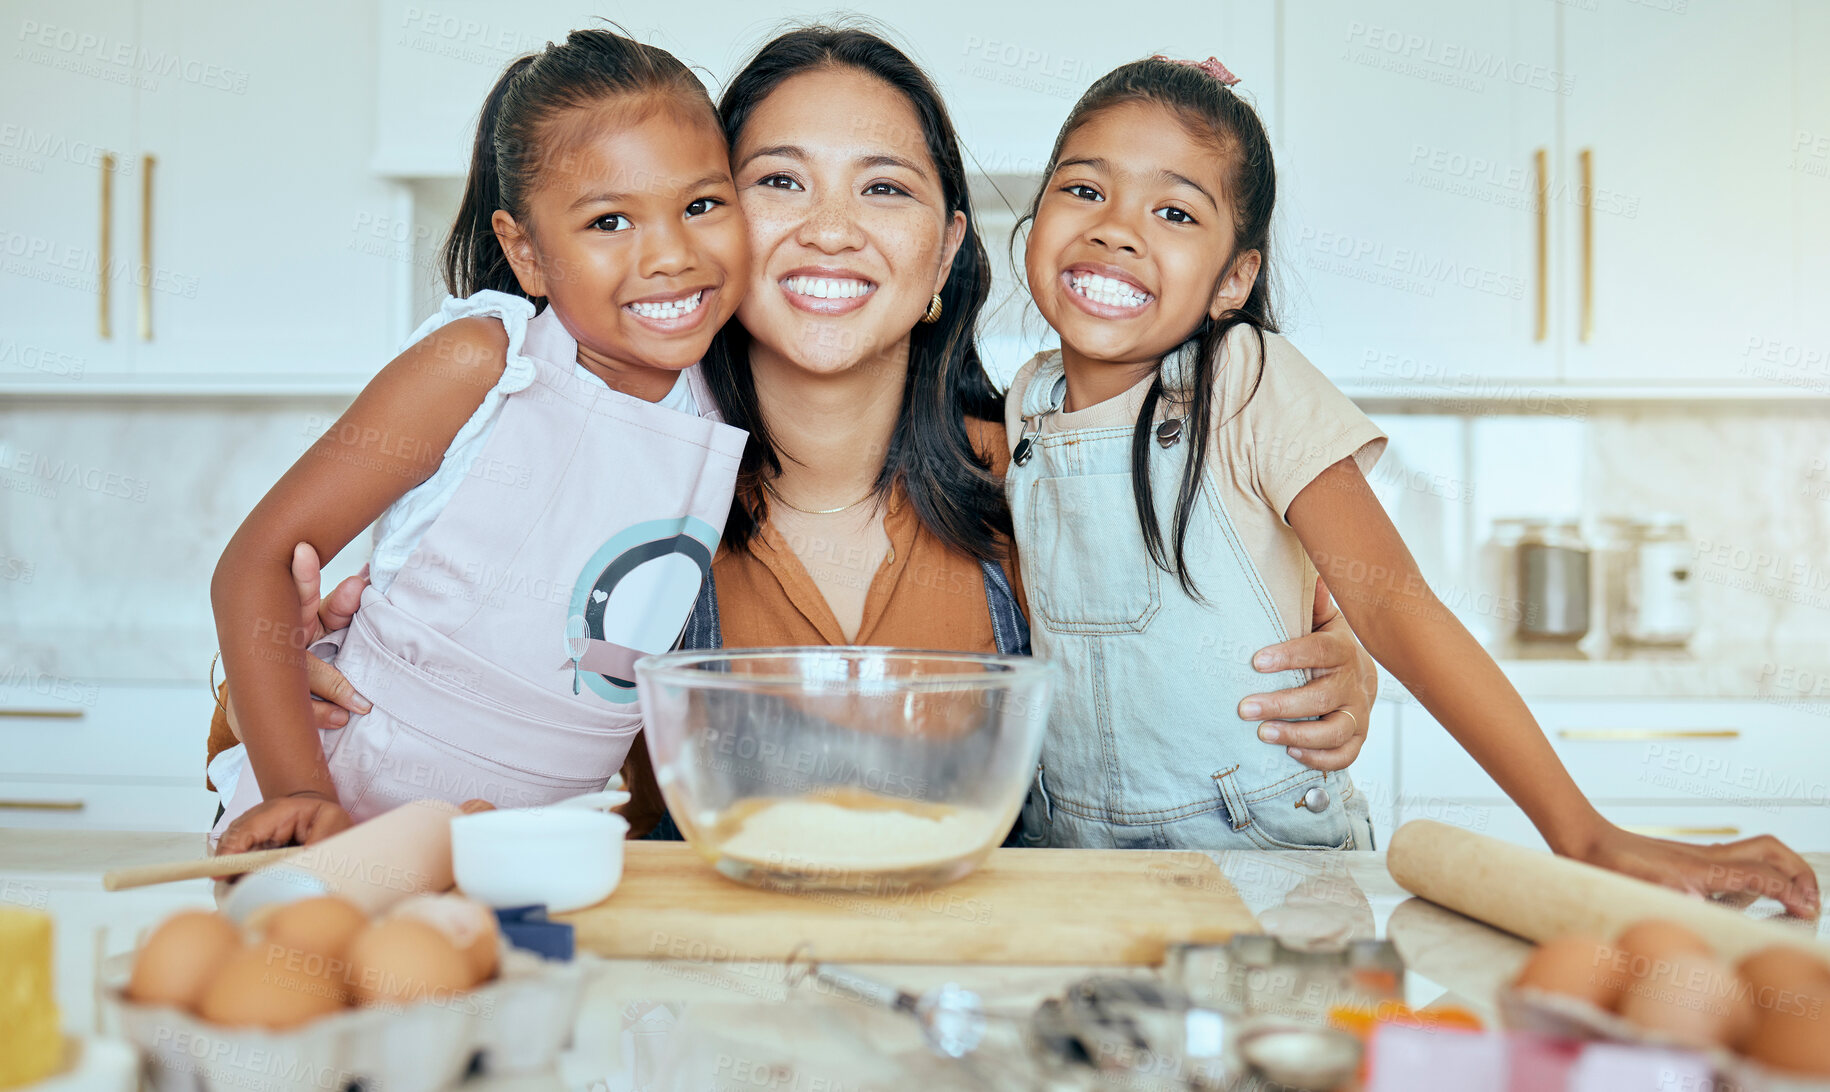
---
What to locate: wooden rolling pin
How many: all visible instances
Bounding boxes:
[1388,819,1830,963]
[104,847,301,890]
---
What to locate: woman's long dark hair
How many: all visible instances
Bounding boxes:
[441,27,716,304]
[704,25,1010,562]
[1018,58,1279,596]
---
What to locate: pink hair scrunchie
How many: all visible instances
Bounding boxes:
[1150,54,1241,87]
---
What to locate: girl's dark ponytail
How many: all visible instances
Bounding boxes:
[437,27,716,305]
[443,55,537,300]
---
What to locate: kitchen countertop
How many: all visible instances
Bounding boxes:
[1476,640,1830,701]
[7,830,1827,1089]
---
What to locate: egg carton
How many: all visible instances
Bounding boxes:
[1501,986,1830,1092]
[100,943,596,1092]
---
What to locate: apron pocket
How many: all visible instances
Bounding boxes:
[1025,473,1161,633]
[327,703,636,820]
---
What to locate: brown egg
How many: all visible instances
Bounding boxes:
[346,918,473,1009]
[126,910,243,1011]
[1618,947,1744,1049]
[1736,946,1830,1052]
[1741,952,1830,1076]
[387,895,499,983]
[1513,934,1630,1011]
[1615,919,1714,971]
[261,897,369,963]
[197,941,347,1028]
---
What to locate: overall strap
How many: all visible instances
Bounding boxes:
[979,559,1032,656]
[1019,352,1070,416]
[678,567,723,651]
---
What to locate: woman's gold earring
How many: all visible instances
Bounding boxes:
[921,293,943,324]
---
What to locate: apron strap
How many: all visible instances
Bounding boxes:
[979,559,1031,656]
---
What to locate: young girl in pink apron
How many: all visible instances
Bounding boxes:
[208,30,751,848]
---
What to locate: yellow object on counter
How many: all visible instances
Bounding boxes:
[0,906,63,1089]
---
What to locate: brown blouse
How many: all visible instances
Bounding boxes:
[622,416,1023,832]
[205,417,1027,823]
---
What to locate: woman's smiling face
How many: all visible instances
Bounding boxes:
[730,65,965,376]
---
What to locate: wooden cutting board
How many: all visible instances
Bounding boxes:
[556,843,1257,965]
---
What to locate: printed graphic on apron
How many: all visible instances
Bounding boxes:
[565,516,719,702]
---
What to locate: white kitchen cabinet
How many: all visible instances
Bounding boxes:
[1,683,215,783]
[130,0,402,380]
[1353,698,1401,849]
[1279,0,1824,394]
[372,0,1277,183]
[1,682,217,832]
[1792,0,1830,385]
[1405,803,1830,855]
[0,781,216,832]
[0,0,402,387]
[1278,1,1560,387]
[1560,0,1798,385]
[0,0,138,382]
[1392,697,1830,851]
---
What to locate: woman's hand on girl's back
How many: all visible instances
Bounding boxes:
[222,543,372,741]
[1237,578,1377,772]
[1578,824,1821,918]
[215,793,353,854]
[288,542,370,730]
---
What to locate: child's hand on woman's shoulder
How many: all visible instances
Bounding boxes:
[215,793,353,854]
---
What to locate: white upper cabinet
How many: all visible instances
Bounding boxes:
[371,0,1277,183]
[131,0,402,381]
[0,0,402,385]
[1560,0,1799,385]
[1788,0,1830,396]
[0,0,139,382]
[1280,0,1824,393]
[1279,1,1561,388]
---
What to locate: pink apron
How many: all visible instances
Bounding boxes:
[214,305,745,829]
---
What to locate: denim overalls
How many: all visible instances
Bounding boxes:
[1007,347,1371,851]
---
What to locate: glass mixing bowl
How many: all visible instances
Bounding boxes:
[634,647,1055,891]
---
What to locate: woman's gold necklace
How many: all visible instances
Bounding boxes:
[763,479,875,516]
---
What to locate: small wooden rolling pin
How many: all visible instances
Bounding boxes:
[104,847,301,890]
[1388,819,1830,962]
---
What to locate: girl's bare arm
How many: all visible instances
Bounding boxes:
[1286,458,1818,915]
[211,318,510,803]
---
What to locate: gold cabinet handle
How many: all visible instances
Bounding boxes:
[0,708,85,719]
[99,153,115,339]
[0,799,85,811]
[139,153,156,341]
[1558,729,1739,741]
[1622,825,1740,839]
[1579,147,1594,344]
[1533,148,1548,343]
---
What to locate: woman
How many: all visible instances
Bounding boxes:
[206,25,1381,851]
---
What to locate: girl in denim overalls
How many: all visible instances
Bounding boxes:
[209,31,751,850]
[1002,56,1818,910]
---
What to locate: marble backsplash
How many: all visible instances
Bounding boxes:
[1,399,1826,684]
[1368,405,1830,659]
[0,400,373,683]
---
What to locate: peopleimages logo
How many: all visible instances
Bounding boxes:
[14,20,251,94]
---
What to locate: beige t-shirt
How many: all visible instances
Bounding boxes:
[1005,326,1387,642]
